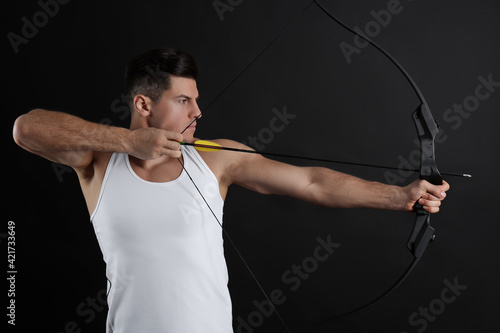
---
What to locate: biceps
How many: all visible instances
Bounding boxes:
[233,155,311,198]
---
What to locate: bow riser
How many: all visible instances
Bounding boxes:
[408,104,443,258]
[412,104,443,185]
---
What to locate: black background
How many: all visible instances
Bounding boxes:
[3,0,499,332]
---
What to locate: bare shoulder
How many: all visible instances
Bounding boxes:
[211,138,255,151]
[195,138,309,198]
[195,138,259,188]
[196,138,256,163]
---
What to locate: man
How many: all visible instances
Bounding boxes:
[13,48,449,332]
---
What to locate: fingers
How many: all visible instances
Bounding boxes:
[418,194,442,213]
[420,179,450,198]
[162,131,183,158]
[164,137,182,150]
[128,127,186,160]
[426,184,446,199]
[161,144,182,158]
[165,131,184,143]
[418,179,450,213]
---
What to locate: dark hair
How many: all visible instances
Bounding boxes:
[124,48,198,107]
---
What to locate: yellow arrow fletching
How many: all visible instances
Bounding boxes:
[192,140,223,152]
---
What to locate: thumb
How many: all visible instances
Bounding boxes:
[166,131,184,143]
[425,182,447,199]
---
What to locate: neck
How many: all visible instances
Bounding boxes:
[129,117,147,131]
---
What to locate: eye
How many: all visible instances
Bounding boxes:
[179,99,187,104]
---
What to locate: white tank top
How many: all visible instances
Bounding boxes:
[90,146,232,333]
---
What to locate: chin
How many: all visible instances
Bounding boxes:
[183,133,195,143]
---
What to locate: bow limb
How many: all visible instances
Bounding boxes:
[304,1,444,332]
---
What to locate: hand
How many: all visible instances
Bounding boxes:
[127,127,183,160]
[402,179,450,213]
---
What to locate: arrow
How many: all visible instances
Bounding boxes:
[181,140,471,178]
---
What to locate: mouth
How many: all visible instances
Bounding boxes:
[181,121,197,133]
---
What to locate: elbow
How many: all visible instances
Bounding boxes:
[12,109,44,148]
[12,114,27,147]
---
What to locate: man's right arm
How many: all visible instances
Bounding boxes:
[12,109,183,175]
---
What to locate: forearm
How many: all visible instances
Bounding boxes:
[13,109,130,154]
[306,167,405,211]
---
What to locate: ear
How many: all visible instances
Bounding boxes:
[133,94,154,118]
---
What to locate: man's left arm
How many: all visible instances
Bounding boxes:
[229,145,449,213]
[302,166,449,213]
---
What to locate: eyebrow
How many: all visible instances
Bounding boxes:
[174,94,200,100]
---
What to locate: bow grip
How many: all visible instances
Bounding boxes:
[408,104,443,257]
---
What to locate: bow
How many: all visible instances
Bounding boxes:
[178,1,453,332]
[303,1,447,331]
[409,104,443,258]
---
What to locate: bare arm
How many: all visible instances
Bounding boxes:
[13,109,183,173]
[235,156,406,210]
[217,140,448,213]
[303,167,448,212]
[13,109,129,170]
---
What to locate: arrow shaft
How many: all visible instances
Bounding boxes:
[181,142,469,178]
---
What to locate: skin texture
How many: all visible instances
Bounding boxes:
[13,76,450,217]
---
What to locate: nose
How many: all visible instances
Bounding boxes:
[190,101,202,119]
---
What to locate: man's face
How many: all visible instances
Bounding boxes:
[150,76,201,141]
